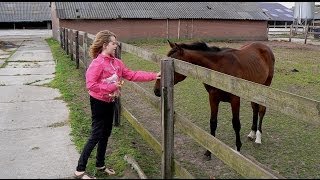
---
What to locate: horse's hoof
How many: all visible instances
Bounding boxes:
[254,140,261,144]
[204,150,212,161]
[247,131,256,141]
[203,154,212,161]
[255,131,262,144]
[236,147,241,152]
[204,150,211,156]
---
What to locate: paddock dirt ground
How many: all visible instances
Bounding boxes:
[116,39,320,179]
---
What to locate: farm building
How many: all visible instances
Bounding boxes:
[314,5,320,26]
[0,2,51,29]
[51,2,270,42]
[257,2,294,28]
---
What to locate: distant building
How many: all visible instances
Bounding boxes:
[0,2,51,29]
[258,2,294,28]
[314,5,320,26]
[51,2,270,42]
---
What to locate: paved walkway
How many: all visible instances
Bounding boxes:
[0,30,79,178]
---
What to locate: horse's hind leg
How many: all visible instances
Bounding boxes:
[248,102,259,141]
[255,105,267,144]
[204,93,219,160]
[231,96,242,151]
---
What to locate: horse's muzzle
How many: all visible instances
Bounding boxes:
[154,88,161,97]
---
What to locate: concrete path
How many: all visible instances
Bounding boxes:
[0,30,79,179]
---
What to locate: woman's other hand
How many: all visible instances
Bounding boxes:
[115,80,124,88]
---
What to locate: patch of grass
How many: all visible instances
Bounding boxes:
[0,40,24,68]
[45,38,160,178]
[48,121,68,128]
[0,49,17,68]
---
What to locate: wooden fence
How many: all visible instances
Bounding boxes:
[59,27,320,179]
[268,24,320,44]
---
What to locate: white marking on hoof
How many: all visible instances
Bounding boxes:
[255,130,262,144]
[247,130,256,140]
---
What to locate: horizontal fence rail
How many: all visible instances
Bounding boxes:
[121,107,194,179]
[174,112,280,179]
[173,59,320,124]
[121,43,166,64]
[126,81,282,178]
[120,42,320,124]
[268,24,320,44]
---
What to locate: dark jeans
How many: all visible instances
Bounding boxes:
[76,96,115,171]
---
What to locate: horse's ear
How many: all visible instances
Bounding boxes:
[168,40,176,48]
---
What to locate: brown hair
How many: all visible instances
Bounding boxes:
[89,30,117,59]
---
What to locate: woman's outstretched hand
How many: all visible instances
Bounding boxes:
[156,72,161,79]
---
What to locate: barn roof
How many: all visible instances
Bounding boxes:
[55,2,269,21]
[0,2,51,22]
[257,2,294,21]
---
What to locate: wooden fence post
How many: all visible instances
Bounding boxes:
[62,28,66,50]
[161,58,174,179]
[66,29,69,55]
[304,24,309,44]
[70,30,74,61]
[113,43,122,127]
[75,30,79,69]
[63,28,65,51]
[289,24,292,42]
[83,32,88,69]
[60,27,63,49]
[64,28,67,52]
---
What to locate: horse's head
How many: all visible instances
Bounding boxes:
[153,40,187,97]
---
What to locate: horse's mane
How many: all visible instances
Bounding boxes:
[168,41,233,57]
[179,42,222,52]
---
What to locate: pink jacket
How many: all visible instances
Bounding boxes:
[86,53,157,102]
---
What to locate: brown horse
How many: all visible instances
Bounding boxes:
[153,40,275,159]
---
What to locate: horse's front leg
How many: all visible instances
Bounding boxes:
[231,96,242,151]
[248,102,259,141]
[204,93,219,160]
[255,105,267,144]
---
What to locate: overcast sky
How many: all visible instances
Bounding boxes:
[276,2,295,8]
[269,2,320,9]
